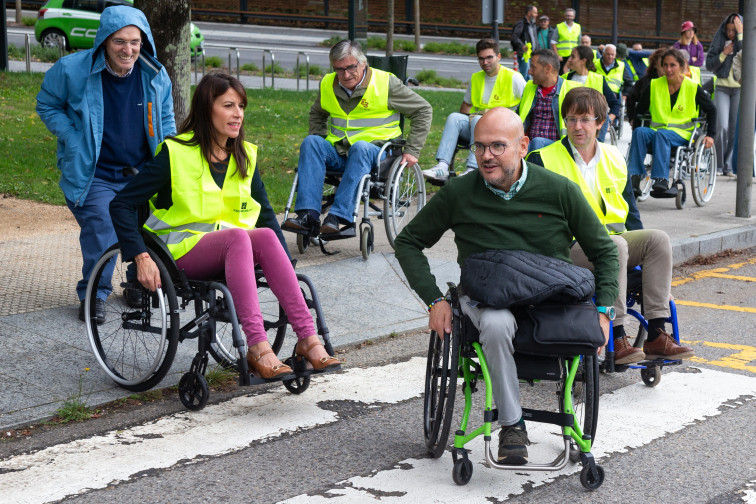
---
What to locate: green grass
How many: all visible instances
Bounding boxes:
[8,43,67,63]
[367,36,417,52]
[205,56,223,68]
[23,17,37,27]
[241,62,259,72]
[423,41,476,56]
[0,72,463,210]
[414,69,465,89]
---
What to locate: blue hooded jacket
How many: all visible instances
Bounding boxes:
[36,5,176,206]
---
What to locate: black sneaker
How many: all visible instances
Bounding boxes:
[79,298,105,325]
[651,178,669,192]
[282,212,319,233]
[123,287,144,308]
[320,214,352,234]
[498,422,530,465]
[631,174,641,197]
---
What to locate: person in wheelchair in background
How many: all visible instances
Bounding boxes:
[626,47,716,198]
[527,87,694,364]
[110,72,339,380]
[282,39,432,237]
[394,107,619,465]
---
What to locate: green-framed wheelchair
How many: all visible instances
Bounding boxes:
[423,284,604,491]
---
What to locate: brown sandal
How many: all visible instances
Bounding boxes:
[246,349,292,379]
[295,338,340,371]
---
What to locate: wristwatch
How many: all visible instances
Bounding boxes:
[597,306,616,321]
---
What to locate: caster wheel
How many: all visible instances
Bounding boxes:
[296,233,309,254]
[360,226,372,260]
[675,182,686,209]
[569,444,581,463]
[641,366,662,387]
[283,374,311,394]
[178,371,209,411]
[580,463,605,490]
[452,456,473,486]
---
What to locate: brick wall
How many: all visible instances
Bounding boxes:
[193,0,740,43]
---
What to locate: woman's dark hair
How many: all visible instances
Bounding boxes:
[574,46,597,72]
[646,47,667,78]
[173,72,251,178]
[660,47,686,70]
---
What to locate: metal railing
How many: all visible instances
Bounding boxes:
[295,51,310,91]
[262,49,275,88]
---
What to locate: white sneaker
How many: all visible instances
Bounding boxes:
[422,164,449,181]
[460,167,477,176]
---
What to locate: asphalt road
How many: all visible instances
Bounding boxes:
[2,249,756,504]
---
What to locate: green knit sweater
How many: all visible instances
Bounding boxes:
[394,162,619,307]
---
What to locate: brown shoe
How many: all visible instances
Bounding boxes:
[295,338,340,371]
[246,349,293,379]
[613,335,645,364]
[643,329,694,360]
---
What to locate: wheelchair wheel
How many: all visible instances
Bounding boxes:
[360,226,372,260]
[675,181,686,210]
[423,330,459,458]
[296,234,310,254]
[384,160,426,249]
[86,246,179,391]
[608,124,618,147]
[580,463,605,490]
[641,365,662,387]
[452,455,473,486]
[566,354,599,453]
[178,371,209,411]
[637,155,653,202]
[691,136,717,206]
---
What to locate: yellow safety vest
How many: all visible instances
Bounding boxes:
[563,71,606,93]
[518,79,582,137]
[536,140,629,235]
[686,65,701,85]
[470,66,521,112]
[649,76,699,141]
[556,22,581,57]
[320,68,402,146]
[625,58,648,82]
[594,58,625,94]
[144,133,261,260]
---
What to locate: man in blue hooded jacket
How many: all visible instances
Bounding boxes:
[37,6,175,324]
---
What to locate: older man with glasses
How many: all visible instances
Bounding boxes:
[422,38,526,182]
[283,40,431,237]
[37,5,175,325]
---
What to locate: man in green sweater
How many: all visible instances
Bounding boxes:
[394,107,619,465]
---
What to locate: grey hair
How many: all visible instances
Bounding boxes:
[329,40,367,66]
[678,48,691,62]
[565,8,576,15]
[604,44,616,52]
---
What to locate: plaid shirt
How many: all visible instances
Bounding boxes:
[528,85,559,140]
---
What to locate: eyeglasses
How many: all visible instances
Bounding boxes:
[333,63,360,75]
[565,116,598,126]
[111,38,143,48]
[471,142,512,156]
[478,55,496,63]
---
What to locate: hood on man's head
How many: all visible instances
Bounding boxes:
[93,5,156,57]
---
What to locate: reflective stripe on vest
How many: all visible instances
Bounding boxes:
[649,76,698,141]
[143,133,261,260]
[594,58,625,94]
[556,22,581,56]
[320,68,402,145]
[535,141,629,235]
[687,65,701,85]
[518,79,582,137]
[470,66,521,112]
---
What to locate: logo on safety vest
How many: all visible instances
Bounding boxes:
[360,98,369,109]
[493,94,500,101]
[676,104,684,112]
[241,202,247,210]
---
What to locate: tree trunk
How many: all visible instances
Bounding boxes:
[386,0,394,56]
[16,0,22,23]
[414,0,420,52]
[134,0,191,127]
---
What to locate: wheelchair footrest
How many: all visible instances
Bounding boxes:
[318,226,356,241]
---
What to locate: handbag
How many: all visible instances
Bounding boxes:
[513,301,604,357]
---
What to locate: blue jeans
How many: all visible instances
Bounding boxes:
[66,177,127,301]
[517,54,530,81]
[295,135,382,222]
[527,136,556,154]
[598,118,609,143]
[627,127,687,179]
[435,112,480,169]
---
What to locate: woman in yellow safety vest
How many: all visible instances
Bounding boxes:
[110,73,339,379]
[626,48,716,197]
[562,46,621,142]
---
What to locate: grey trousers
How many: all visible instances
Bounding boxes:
[715,86,741,172]
[570,229,672,327]
[459,295,521,426]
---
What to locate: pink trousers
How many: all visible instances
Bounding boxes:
[175,227,315,346]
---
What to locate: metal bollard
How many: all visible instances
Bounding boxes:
[262,49,275,89]
[228,47,240,79]
[296,52,310,91]
[25,34,31,72]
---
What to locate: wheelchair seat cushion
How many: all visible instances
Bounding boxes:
[461,249,595,309]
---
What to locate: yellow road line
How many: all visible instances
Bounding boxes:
[673,258,756,286]
[682,340,756,373]
[703,273,756,282]
[675,299,756,314]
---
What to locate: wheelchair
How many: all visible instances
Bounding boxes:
[630,115,717,209]
[282,55,426,260]
[424,284,604,491]
[601,267,683,386]
[606,99,625,147]
[83,230,339,411]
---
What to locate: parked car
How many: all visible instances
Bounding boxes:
[35,0,204,53]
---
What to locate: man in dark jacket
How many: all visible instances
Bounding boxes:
[511,5,539,80]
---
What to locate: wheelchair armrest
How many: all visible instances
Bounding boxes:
[406,77,419,86]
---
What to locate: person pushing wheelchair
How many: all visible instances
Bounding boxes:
[394,107,619,465]
[282,40,432,237]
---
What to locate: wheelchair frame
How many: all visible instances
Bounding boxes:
[423,284,605,491]
[602,268,683,386]
[84,231,339,411]
[630,116,717,209]
[282,139,426,260]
